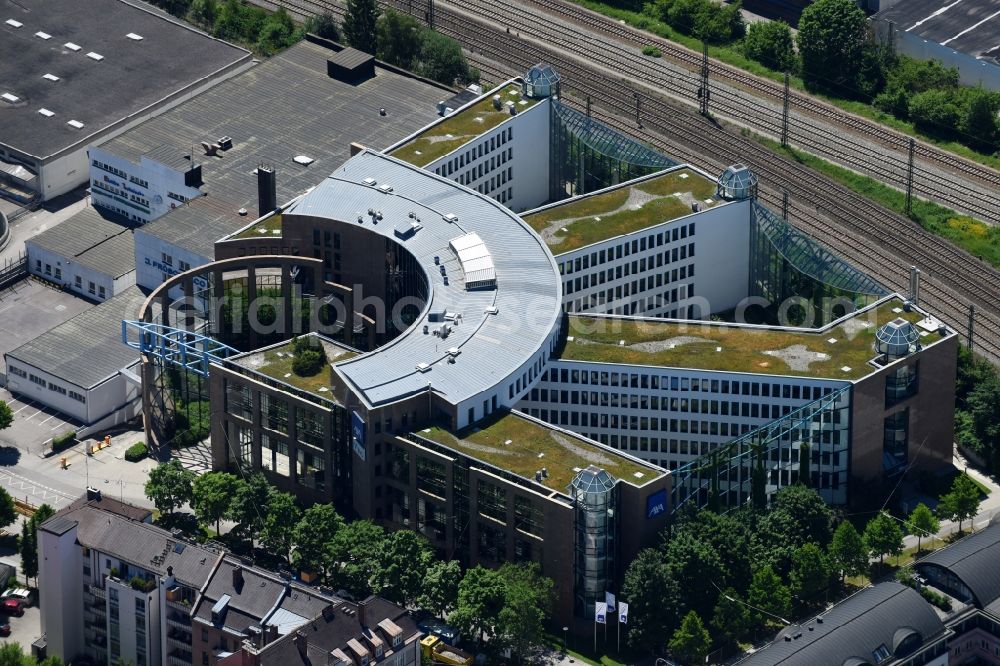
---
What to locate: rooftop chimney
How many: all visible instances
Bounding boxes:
[264,624,279,646]
[257,164,276,215]
[232,565,244,590]
[293,630,307,659]
[358,599,368,628]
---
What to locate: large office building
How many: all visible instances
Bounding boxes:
[123,67,957,631]
[38,491,421,666]
[0,0,250,203]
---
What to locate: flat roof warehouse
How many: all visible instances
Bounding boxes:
[0,0,251,160]
[877,0,1000,63]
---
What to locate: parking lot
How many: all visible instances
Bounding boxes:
[0,388,83,456]
[0,279,92,376]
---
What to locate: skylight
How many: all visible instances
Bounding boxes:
[67,119,84,129]
[42,73,60,82]
[38,108,54,117]
[34,31,51,40]
[5,19,23,28]
[293,155,315,166]
[1,93,19,104]
[86,52,104,61]
[125,32,143,41]
[64,42,81,51]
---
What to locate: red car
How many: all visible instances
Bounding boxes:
[1,600,23,617]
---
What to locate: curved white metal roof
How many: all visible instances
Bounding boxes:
[286,150,562,408]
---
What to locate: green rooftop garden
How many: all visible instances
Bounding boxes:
[522,168,719,254]
[417,412,662,491]
[233,214,283,239]
[560,300,944,380]
[390,83,541,167]
[236,337,355,396]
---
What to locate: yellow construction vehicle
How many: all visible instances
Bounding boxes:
[420,635,473,666]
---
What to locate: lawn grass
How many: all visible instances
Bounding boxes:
[564,0,1000,172]
[242,340,355,395]
[522,167,717,254]
[543,633,629,666]
[389,83,539,167]
[233,214,283,239]
[561,300,934,379]
[417,412,661,490]
[755,136,1000,268]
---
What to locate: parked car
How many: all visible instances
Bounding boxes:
[1,600,24,617]
[3,588,30,606]
[0,622,9,637]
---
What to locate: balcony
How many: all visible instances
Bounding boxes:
[85,584,107,601]
[166,612,192,628]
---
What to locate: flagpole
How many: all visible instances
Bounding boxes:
[594,608,597,653]
[617,616,620,655]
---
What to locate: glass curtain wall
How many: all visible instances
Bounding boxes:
[670,384,852,513]
[570,467,617,619]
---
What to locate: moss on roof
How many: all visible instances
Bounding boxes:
[522,168,719,254]
[236,338,355,395]
[232,214,282,239]
[417,412,662,491]
[390,83,540,167]
[560,300,941,379]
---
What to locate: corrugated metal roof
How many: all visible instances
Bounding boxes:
[917,520,1000,609]
[6,284,143,388]
[291,151,562,408]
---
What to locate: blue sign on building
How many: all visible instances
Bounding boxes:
[351,411,366,462]
[646,489,667,519]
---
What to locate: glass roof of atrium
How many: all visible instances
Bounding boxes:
[876,318,920,351]
[570,466,617,494]
[552,99,678,169]
[525,63,561,88]
[718,163,758,200]
[753,201,888,296]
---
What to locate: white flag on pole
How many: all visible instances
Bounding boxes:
[605,591,616,611]
[618,602,629,625]
[595,602,607,624]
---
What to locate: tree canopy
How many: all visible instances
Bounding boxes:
[419,560,462,619]
[0,401,12,431]
[144,460,195,515]
[937,472,981,532]
[907,502,940,552]
[797,0,868,93]
[376,9,423,71]
[742,20,796,72]
[669,611,712,664]
[828,520,867,581]
[191,472,239,533]
[863,511,904,565]
[343,0,379,54]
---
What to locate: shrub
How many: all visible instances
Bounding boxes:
[642,45,663,57]
[125,442,149,462]
[51,431,76,452]
[920,587,952,611]
[742,20,796,72]
[292,349,326,377]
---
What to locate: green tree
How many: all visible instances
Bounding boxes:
[797,0,868,93]
[753,484,832,575]
[662,529,726,620]
[908,89,962,134]
[0,401,12,431]
[863,511,904,565]
[256,8,298,56]
[191,472,239,533]
[938,472,981,532]
[19,504,54,582]
[419,560,462,618]
[417,30,470,85]
[669,611,711,665]
[742,19,796,71]
[228,473,271,543]
[306,12,340,41]
[0,642,64,666]
[261,491,301,563]
[450,566,507,646]
[189,0,218,28]
[789,542,830,604]
[828,520,867,581]
[622,548,679,652]
[371,530,432,605]
[376,9,424,70]
[0,488,15,531]
[747,566,791,626]
[144,460,195,515]
[292,503,344,580]
[343,0,378,54]
[907,502,940,552]
[711,588,752,646]
[674,509,752,594]
[494,563,554,660]
[330,519,385,595]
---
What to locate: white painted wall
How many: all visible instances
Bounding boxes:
[5,356,138,425]
[38,149,90,200]
[874,18,1000,91]
[26,240,132,301]
[133,228,211,294]
[89,147,202,225]
[38,522,85,663]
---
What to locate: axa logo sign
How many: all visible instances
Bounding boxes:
[646,489,667,519]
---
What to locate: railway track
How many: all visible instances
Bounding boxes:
[264,0,1000,362]
[450,0,999,224]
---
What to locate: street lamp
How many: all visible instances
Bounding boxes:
[562,626,569,654]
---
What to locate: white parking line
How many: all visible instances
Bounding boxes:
[12,401,36,415]
[23,410,42,421]
[38,413,58,425]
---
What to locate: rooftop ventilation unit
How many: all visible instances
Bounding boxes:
[443,213,458,223]
[67,119,84,129]
[5,19,22,28]
[393,221,420,240]
[64,42,81,51]
[293,155,314,166]
[125,32,143,40]
[42,73,59,82]
[86,52,104,61]
[416,362,431,373]
[446,347,460,357]
[363,177,376,186]
[217,136,233,150]
[377,183,393,193]
[35,31,51,39]
[38,108,54,117]
[1,93,19,104]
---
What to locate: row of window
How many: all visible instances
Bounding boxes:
[565,257,695,297]
[93,197,147,224]
[560,222,696,273]
[433,126,513,178]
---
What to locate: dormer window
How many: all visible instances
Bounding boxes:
[393,635,401,648]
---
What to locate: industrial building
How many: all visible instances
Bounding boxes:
[0,0,251,203]
[121,67,957,631]
[37,492,421,666]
